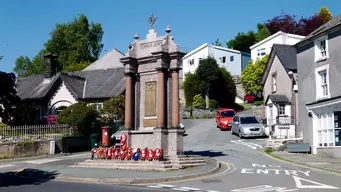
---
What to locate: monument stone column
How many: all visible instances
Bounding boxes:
[124,72,133,129]
[156,68,166,128]
[171,68,180,128]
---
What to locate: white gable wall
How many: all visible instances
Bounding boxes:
[250,31,305,62]
[213,46,242,76]
[49,82,77,115]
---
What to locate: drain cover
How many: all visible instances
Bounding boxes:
[201,179,222,183]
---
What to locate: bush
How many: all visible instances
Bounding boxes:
[183,73,200,106]
[100,96,125,125]
[57,102,100,137]
[209,99,217,109]
[254,100,264,106]
[192,94,205,108]
[234,103,251,112]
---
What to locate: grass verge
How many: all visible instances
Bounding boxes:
[264,149,291,163]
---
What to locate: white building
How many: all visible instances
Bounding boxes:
[182,43,250,80]
[250,31,305,62]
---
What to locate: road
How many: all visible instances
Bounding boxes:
[1,110,341,191]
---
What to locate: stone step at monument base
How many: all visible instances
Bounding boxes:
[72,155,206,171]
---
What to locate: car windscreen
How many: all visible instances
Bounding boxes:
[240,116,259,124]
[221,111,235,118]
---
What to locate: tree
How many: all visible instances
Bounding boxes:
[256,24,271,42]
[241,55,269,96]
[57,102,99,136]
[0,72,21,124]
[195,57,221,107]
[226,31,256,53]
[318,7,332,22]
[264,11,329,36]
[100,96,125,125]
[13,14,104,76]
[183,73,200,106]
[192,94,205,108]
[212,38,223,46]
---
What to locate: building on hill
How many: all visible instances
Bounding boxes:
[250,31,305,62]
[182,43,251,80]
[15,53,125,121]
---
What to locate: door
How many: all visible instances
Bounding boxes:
[232,116,238,132]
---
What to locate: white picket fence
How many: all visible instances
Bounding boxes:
[0,124,72,144]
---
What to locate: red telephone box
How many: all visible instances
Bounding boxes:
[102,126,109,147]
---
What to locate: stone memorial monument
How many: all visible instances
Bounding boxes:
[120,14,186,157]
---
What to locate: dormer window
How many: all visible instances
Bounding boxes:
[314,36,329,62]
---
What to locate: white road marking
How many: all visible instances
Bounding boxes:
[307,162,330,165]
[25,158,62,164]
[0,164,15,169]
[230,185,298,192]
[231,140,257,149]
[179,187,201,190]
[171,188,190,191]
[293,175,340,189]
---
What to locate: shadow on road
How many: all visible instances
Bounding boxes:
[184,150,226,157]
[0,169,59,187]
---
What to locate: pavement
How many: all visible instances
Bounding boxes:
[1,109,341,191]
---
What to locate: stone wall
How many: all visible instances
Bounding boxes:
[182,108,217,119]
[251,105,266,122]
[0,136,89,159]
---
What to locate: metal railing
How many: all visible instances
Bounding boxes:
[265,117,300,139]
[0,124,72,144]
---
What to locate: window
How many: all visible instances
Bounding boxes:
[257,48,266,57]
[198,58,202,63]
[272,74,277,93]
[188,59,194,65]
[230,56,234,62]
[240,116,259,124]
[95,103,103,112]
[221,111,235,118]
[222,56,226,63]
[233,116,239,122]
[317,112,338,147]
[314,36,329,62]
[278,105,285,116]
[315,65,329,100]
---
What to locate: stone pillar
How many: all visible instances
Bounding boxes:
[157,68,165,128]
[125,73,133,129]
[171,69,180,128]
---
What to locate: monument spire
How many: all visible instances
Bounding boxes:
[148,13,157,29]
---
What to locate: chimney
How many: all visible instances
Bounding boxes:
[44,53,58,79]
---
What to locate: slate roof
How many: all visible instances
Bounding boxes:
[16,68,126,100]
[295,13,341,46]
[82,49,125,71]
[261,44,297,84]
[265,94,290,105]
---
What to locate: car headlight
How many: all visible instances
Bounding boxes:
[221,120,228,124]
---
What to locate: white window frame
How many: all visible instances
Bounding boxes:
[316,112,336,147]
[222,56,226,63]
[315,64,330,100]
[230,56,234,62]
[272,74,277,93]
[188,59,194,65]
[314,35,329,62]
[257,48,266,57]
[278,104,285,116]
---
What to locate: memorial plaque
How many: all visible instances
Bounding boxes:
[145,81,156,116]
[143,119,157,127]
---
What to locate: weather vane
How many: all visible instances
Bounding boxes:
[148,13,157,29]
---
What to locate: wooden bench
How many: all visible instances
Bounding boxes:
[287,143,311,153]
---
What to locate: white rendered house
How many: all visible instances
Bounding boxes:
[250,31,305,62]
[182,43,251,79]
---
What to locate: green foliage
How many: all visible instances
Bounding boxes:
[226,31,256,53]
[195,57,220,94]
[212,38,223,46]
[254,100,264,106]
[209,67,236,108]
[13,14,104,76]
[11,101,45,126]
[0,122,8,129]
[0,72,21,124]
[241,55,269,95]
[318,7,332,22]
[57,102,99,136]
[209,99,217,109]
[183,73,200,106]
[234,103,251,112]
[62,61,91,72]
[192,94,205,108]
[100,96,125,125]
[256,24,271,42]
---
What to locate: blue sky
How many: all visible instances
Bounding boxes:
[0,0,340,73]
